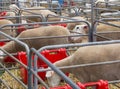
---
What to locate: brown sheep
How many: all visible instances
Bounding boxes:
[9,4,60,22]
[69,24,88,43]
[5,11,27,24]
[0,25,70,61]
[95,21,120,41]
[0,19,16,39]
[46,43,120,87]
[95,0,120,11]
[22,7,60,22]
[71,21,120,42]
[66,16,87,31]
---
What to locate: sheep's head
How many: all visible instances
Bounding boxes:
[74,24,88,34]
[69,24,88,43]
[46,69,61,87]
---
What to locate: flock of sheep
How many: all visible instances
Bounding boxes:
[0,0,120,88]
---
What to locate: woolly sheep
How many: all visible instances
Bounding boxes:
[0,19,16,39]
[9,4,27,23]
[69,24,88,43]
[22,7,60,22]
[72,21,120,42]
[96,21,120,41]
[46,43,120,87]
[4,11,27,24]
[9,4,60,22]
[66,16,87,31]
[0,25,70,61]
[95,0,120,11]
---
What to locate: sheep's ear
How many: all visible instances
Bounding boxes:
[82,25,88,33]
[46,71,54,78]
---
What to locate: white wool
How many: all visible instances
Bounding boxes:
[9,5,27,24]
[46,69,61,87]
[70,25,87,41]
[9,4,20,13]
[73,25,87,34]
[46,43,120,87]
[21,20,27,24]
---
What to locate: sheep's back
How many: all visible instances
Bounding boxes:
[96,21,120,41]
[17,26,70,50]
[68,43,120,82]
[0,19,16,39]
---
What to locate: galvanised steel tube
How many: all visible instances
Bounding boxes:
[32,48,80,89]
[0,25,32,89]
[38,40,120,52]
[0,63,27,89]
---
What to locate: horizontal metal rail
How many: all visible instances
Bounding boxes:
[32,40,120,88]
[0,24,32,89]
[31,48,80,89]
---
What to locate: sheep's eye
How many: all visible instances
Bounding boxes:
[76,27,79,29]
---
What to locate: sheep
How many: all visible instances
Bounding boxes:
[0,19,16,39]
[69,24,88,43]
[71,21,120,42]
[0,25,70,61]
[95,0,120,12]
[23,7,61,22]
[65,16,89,43]
[9,4,27,24]
[46,43,120,87]
[66,16,87,31]
[96,21,120,41]
[9,4,60,22]
[3,11,27,24]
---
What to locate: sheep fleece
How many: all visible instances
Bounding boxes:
[0,19,15,39]
[54,43,120,83]
[96,21,120,41]
[2,26,70,53]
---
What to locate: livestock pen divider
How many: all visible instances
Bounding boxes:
[0,19,90,89]
[19,48,69,84]
[0,0,120,88]
[31,39,120,89]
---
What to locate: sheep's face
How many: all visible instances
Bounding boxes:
[70,25,88,43]
[46,70,61,87]
[73,24,88,34]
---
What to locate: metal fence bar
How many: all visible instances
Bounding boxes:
[32,40,120,88]
[0,48,27,69]
[0,62,27,89]
[38,40,120,52]
[31,48,80,89]
[0,24,32,89]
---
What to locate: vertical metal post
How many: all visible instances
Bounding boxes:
[89,0,95,42]
[32,48,80,89]
[28,51,33,89]
[33,53,38,89]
